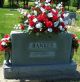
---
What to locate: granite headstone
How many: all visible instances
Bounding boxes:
[4,31,77,79]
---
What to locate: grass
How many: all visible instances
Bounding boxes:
[76,14,80,27]
[73,46,80,64]
[0,8,21,38]
[0,52,4,65]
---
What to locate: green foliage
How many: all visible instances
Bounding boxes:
[70,0,78,7]
[65,6,77,12]
[76,14,80,27]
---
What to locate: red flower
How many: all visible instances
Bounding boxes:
[29,21,35,27]
[45,21,53,28]
[53,28,60,33]
[0,41,4,51]
[61,13,64,18]
[4,34,10,38]
[44,18,48,23]
[78,40,80,43]
[29,15,35,21]
[37,13,47,22]
[45,6,51,11]
[52,10,58,15]
[41,4,45,8]
[62,8,64,13]
[20,24,25,30]
[71,34,77,38]
[52,15,58,21]
[33,28,39,32]
[61,22,65,27]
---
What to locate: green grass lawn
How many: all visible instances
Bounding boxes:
[0,8,21,37]
[0,8,80,65]
[73,46,80,64]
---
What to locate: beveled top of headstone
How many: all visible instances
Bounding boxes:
[11,31,72,65]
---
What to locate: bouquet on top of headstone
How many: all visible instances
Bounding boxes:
[14,0,68,33]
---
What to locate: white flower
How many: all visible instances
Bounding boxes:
[52,9,56,12]
[56,6,60,10]
[27,14,31,18]
[13,26,16,29]
[59,26,65,31]
[58,13,61,17]
[56,2,63,10]
[45,3,50,6]
[23,12,27,16]
[1,41,7,46]
[46,0,51,3]
[28,26,34,31]
[35,22,42,28]
[63,13,69,18]
[59,17,63,22]
[59,25,62,30]
[13,25,19,30]
[47,28,53,32]
[33,10,37,15]
[47,12,53,18]
[36,5,39,8]
[38,3,41,7]
[24,20,28,24]
[18,24,20,27]
[40,7,45,13]
[54,21,59,27]
[20,9,24,14]
[1,38,6,41]
[33,18,38,23]
[35,1,39,5]
[16,26,19,30]
[6,37,10,40]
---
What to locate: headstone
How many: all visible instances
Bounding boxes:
[11,32,72,65]
[3,31,77,79]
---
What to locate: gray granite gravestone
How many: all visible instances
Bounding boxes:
[3,31,77,79]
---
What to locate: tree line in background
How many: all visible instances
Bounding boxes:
[0,0,29,7]
[0,0,80,9]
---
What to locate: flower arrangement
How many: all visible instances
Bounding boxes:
[14,0,67,33]
[72,34,79,52]
[0,34,11,51]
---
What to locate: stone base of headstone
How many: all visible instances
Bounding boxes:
[3,61,77,80]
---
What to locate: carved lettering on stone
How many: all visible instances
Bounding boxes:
[30,52,55,58]
[29,42,57,49]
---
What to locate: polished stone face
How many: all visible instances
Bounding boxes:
[11,32,72,65]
